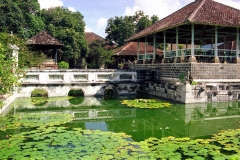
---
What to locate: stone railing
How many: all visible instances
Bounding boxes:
[23,69,137,84]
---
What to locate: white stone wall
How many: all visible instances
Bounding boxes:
[16,70,138,97]
[22,69,137,84]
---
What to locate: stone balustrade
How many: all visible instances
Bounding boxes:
[23,69,137,84]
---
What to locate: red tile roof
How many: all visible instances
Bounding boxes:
[85,32,105,44]
[26,30,63,46]
[114,42,163,56]
[128,0,240,41]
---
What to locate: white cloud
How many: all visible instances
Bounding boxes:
[85,25,92,32]
[124,0,184,19]
[38,0,63,9]
[124,0,240,19]
[97,18,108,29]
[68,7,76,12]
[96,18,108,37]
[124,5,141,15]
[214,0,240,9]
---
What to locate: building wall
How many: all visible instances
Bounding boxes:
[135,63,240,103]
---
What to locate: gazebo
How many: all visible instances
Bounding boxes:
[128,0,240,64]
[113,42,163,64]
[26,30,63,69]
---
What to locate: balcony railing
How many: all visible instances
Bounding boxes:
[138,54,154,60]
[164,48,237,58]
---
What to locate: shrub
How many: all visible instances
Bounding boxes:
[58,61,69,69]
[191,81,198,85]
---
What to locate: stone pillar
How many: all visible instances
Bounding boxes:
[144,36,147,62]
[162,31,166,63]
[10,45,19,69]
[152,34,157,64]
[189,24,196,63]
[174,27,179,63]
[236,27,240,63]
[213,26,220,63]
[137,39,139,61]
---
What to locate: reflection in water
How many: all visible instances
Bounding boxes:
[68,97,84,105]
[10,97,240,141]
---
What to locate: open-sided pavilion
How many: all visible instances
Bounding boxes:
[128,0,240,64]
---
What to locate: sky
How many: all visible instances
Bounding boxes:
[37,0,240,38]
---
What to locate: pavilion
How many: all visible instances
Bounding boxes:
[113,42,163,64]
[26,30,63,69]
[128,0,240,64]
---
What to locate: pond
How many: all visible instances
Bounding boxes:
[1,96,240,159]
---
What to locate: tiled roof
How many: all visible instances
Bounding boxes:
[85,32,105,44]
[26,30,63,46]
[128,0,240,41]
[114,42,163,56]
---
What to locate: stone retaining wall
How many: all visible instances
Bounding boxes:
[135,63,240,80]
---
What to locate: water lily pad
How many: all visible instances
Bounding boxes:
[120,99,172,109]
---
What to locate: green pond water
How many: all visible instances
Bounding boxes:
[1,96,240,159]
[3,96,240,141]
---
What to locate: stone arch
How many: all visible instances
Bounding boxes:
[68,88,85,97]
[31,88,48,97]
[103,85,116,99]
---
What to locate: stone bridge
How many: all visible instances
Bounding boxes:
[18,69,138,97]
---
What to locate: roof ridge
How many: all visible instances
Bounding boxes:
[187,0,207,22]
[85,32,105,40]
[114,42,130,55]
[121,42,133,51]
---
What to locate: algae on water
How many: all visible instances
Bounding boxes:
[120,99,172,109]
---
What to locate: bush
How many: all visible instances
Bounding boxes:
[191,81,198,85]
[58,61,69,69]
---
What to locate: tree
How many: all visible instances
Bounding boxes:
[151,15,159,24]
[135,16,152,33]
[0,0,44,39]
[134,10,158,33]
[86,40,113,69]
[157,43,169,51]
[105,16,135,46]
[105,10,159,46]
[0,32,46,94]
[41,7,88,59]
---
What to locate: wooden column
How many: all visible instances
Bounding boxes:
[176,27,179,57]
[144,36,147,64]
[137,39,140,60]
[191,24,194,56]
[174,27,179,63]
[153,33,156,60]
[236,28,239,60]
[189,24,196,62]
[214,26,220,63]
[215,26,218,57]
[164,31,166,57]
[162,31,166,63]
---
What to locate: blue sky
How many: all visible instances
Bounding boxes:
[38,0,240,38]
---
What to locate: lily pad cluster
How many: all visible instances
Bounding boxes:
[0,126,240,159]
[0,127,146,159]
[0,113,73,131]
[31,97,74,106]
[120,99,172,109]
[11,97,74,107]
[139,129,240,160]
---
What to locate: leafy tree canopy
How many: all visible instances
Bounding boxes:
[0,32,46,94]
[105,10,159,46]
[41,7,88,59]
[86,40,113,69]
[0,0,44,39]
